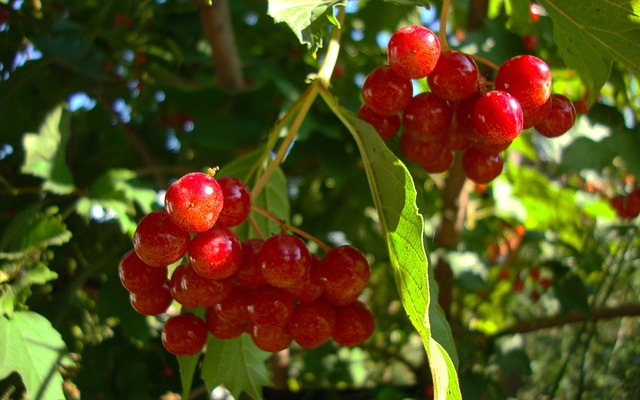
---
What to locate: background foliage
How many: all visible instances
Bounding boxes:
[1,0,640,399]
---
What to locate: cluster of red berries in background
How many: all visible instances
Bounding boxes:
[358,23,577,184]
[118,170,375,356]
[609,188,640,220]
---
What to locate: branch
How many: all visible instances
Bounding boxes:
[196,0,245,92]
[492,304,640,338]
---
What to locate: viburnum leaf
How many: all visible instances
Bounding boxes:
[319,87,461,400]
[538,0,640,104]
[268,0,346,55]
[201,335,271,400]
[21,105,75,195]
[0,311,67,400]
[0,205,72,253]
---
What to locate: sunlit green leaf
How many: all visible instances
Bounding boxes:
[0,206,72,253]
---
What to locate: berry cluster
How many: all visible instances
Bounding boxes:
[358,24,577,184]
[610,188,640,220]
[118,170,375,356]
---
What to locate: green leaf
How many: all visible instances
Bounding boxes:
[201,335,271,400]
[0,205,72,253]
[539,0,640,103]
[177,353,201,400]
[21,105,75,195]
[0,311,67,400]
[218,150,290,239]
[268,0,346,55]
[320,88,461,400]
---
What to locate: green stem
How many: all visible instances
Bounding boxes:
[438,0,451,51]
[0,173,19,196]
[316,5,346,85]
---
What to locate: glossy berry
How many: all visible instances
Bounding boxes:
[456,93,481,133]
[247,286,295,327]
[399,133,446,167]
[164,172,224,233]
[361,66,413,116]
[357,104,401,141]
[188,226,243,280]
[169,264,200,308]
[495,55,552,109]
[472,90,523,144]
[287,299,336,349]
[402,92,453,142]
[118,250,167,293]
[285,256,323,302]
[133,210,190,268]
[161,314,208,356]
[318,245,370,306]
[471,140,512,156]
[232,239,268,287]
[461,147,504,184]
[446,126,472,152]
[422,150,454,174]
[213,285,252,325]
[387,25,441,79]
[332,301,375,346]
[129,284,172,316]
[250,324,293,352]
[216,176,252,227]
[427,51,479,102]
[534,94,576,138]
[205,307,247,339]
[522,97,552,129]
[257,233,312,288]
[171,263,232,307]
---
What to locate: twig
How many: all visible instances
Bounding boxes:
[316,5,346,85]
[438,0,451,51]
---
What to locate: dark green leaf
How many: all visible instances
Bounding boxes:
[178,353,201,400]
[0,311,67,400]
[21,105,75,194]
[0,206,72,253]
[539,0,640,103]
[201,335,271,400]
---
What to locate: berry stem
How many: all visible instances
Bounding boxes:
[317,5,346,85]
[248,214,265,240]
[251,204,331,252]
[438,0,451,51]
[467,54,500,71]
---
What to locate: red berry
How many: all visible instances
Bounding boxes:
[213,285,252,325]
[118,250,168,294]
[522,34,538,52]
[534,94,576,138]
[472,90,523,144]
[169,264,201,308]
[530,267,541,281]
[247,286,295,327]
[133,210,190,268]
[529,3,542,23]
[318,245,370,306]
[421,150,454,174]
[287,299,336,349]
[129,283,172,316]
[257,233,312,288]
[164,172,224,233]
[170,263,232,308]
[387,25,441,79]
[216,177,252,227]
[188,226,243,280]
[471,140,512,156]
[161,314,208,356]
[250,324,293,352]
[332,301,375,346]
[427,51,479,102]
[284,256,323,302]
[495,55,552,110]
[522,97,552,129]
[402,92,453,143]
[399,132,446,167]
[357,104,401,141]
[232,239,268,287]
[446,126,472,152]
[205,307,247,339]
[540,277,553,288]
[361,66,413,116]
[513,280,525,292]
[461,147,504,184]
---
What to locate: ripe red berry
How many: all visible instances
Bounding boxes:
[118,250,168,294]
[534,94,576,138]
[402,92,453,143]
[164,172,224,233]
[361,66,413,116]
[522,97,552,129]
[205,307,247,339]
[529,2,542,23]
[169,264,201,308]
[287,299,336,349]
[250,324,293,352]
[129,283,172,316]
[357,104,401,141]
[421,150,454,174]
[522,34,538,52]
[170,263,232,308]
[461,147,504,184]
[161,314,208,356]
[215,176,252,227]
[472,90,523,144]
[285,256,323,302]
[495,55,552,110]
[387,25,441,79]
[247,286,295,327]
[213,285,253,325]
[446,126,472,152]
[332,301,375,346]
[318,245,370,306]
[257,233,312,288]
[399,133,446,167]
[471,140,512,156]
[188,226,243,280]
[427,51,479,102]
[232,239,268,287]
[133,210,190,268]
